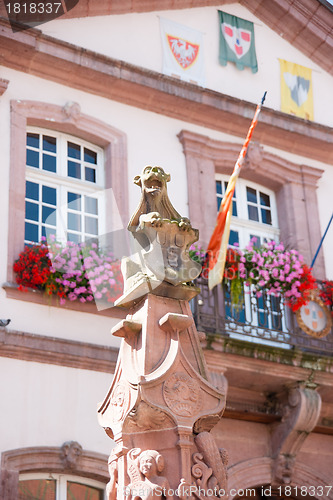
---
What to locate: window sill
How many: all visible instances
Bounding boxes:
[2,282,128,319]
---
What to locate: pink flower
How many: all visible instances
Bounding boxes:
[258,280,266,287]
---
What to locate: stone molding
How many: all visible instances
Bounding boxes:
[178,130,326,279]
[7,100,128,283]
[1,0,331,78]
[1,444,109,483]
[3,283,128,319]
[0,326,118,373]
[227,457,333,498]
[1,19,333,165]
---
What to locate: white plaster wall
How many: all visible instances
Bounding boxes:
[41,4,333,128]
[0,357,113,456]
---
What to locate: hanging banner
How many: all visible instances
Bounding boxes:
[160,17,205,86]
[218,10,258,73]
[280,59,314,120]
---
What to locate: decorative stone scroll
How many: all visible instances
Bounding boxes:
[270,383,322,485]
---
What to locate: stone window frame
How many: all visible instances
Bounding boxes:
[178,130,325,279]
[0,444,109,499]
[6,100,129,301]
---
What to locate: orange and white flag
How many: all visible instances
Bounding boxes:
[206,93,267,290]
[160,17,205,86]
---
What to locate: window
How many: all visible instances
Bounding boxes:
[19,474,105,500]
[25,128,104,244]
[215,175,280,248]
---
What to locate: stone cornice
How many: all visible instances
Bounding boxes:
[0,19,332,164]
[1,0,332,76]
[0,326,118,373]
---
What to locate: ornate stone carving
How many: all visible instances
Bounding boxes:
[60,441,82,470]
[125,401,174,432]
[163,372,202,417]
[108,381,131,424]
[62,101,81,121]
[106,459,118,500]
[271,384,322,485]
[116,166,201,306]
[244,142,263,171]
[191,432,228,496]
[0,79,9,96]
[126,448,174,499]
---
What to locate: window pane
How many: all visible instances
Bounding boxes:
[42,226,56,240]
[43,154,56,173]
[42,206,56,226]
[67,481,103,500]
[68,142,81,160]
[85,196,98,215]
[25,222,39,243]
[42,186,57,206]
[27,133,39,148]
[246,187,257,203]
[260,191,270,207]
[229,230,239,246]
[232,200,237,217]
[217,197,222,211]
[248,205,259,221]
[27,149,39,168]
[84,148,97,164]
[250,235,261,247]
[18,479,56,500]
[68,212,81,231]
[216,180,222,195]
[68,192,81,211]
[68,161,81,179]
[26,181,39,201]
[85,167,96,183]
[25,201,39,222]
[67,232,81,244]
[43,135,57,153]
[261,208,272,225]
[85,216,98,235]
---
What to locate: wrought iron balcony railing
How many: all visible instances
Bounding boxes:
[192,277,333,356]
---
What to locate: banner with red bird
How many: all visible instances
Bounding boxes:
[160,17,205,86]
[218,11,258,73]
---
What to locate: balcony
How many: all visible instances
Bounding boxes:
[192,277,333,356]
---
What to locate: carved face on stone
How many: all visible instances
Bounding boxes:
[138,450,164,479]
[134,166,170,199]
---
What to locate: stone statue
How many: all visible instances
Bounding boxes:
[98,166,227,500]
[116,166,201,306]
[126,449,173,500]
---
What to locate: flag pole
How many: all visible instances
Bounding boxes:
[310,212,333,270]
[206,92,267,290]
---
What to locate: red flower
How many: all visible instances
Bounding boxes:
[14,244,51,290]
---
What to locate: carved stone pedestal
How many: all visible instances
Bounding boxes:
[98,294,228,499]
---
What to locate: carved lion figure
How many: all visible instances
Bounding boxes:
[128,166,191,232]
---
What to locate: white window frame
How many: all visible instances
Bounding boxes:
[215,174,280,248]
[19,472,106,499]
[25,127,105,244]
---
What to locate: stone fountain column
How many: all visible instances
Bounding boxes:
[98,166,228,500]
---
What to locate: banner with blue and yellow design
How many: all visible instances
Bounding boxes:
[280,59,313,120]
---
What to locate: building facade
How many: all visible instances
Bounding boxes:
[0,1,332,498]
